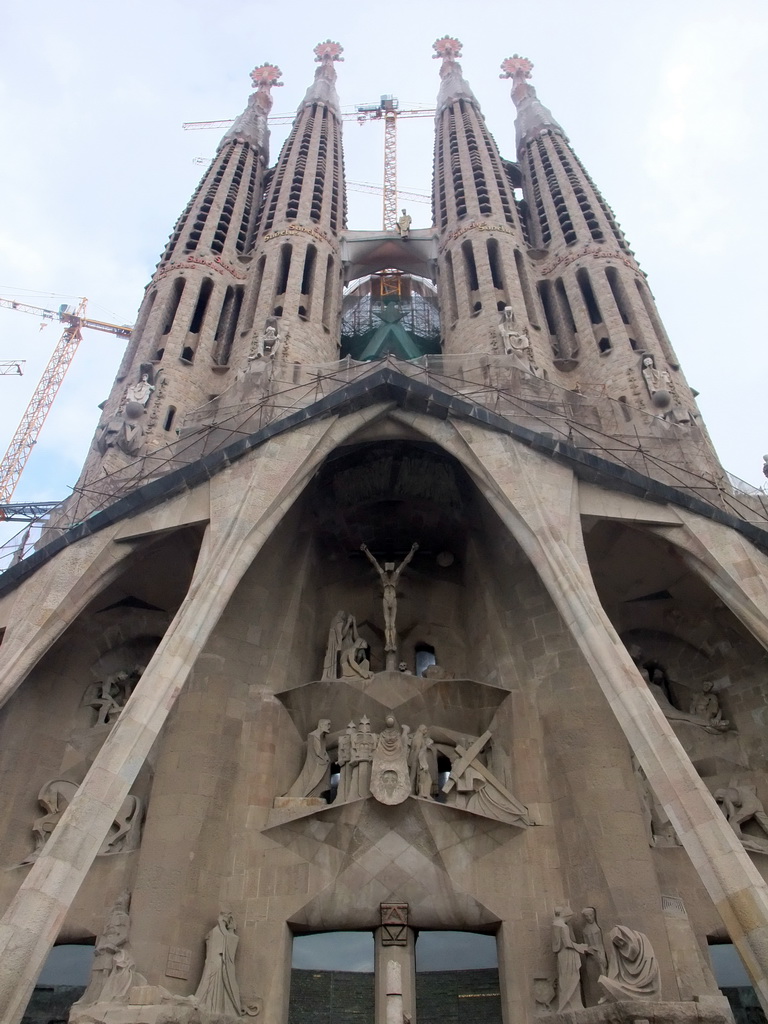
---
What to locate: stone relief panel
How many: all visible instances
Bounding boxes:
[272,676,532,829]
[20,778,142,865]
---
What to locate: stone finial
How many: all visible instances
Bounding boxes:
[432,36,463,64]
[314,39,345,65]
[500,54,534,82]
[250,63,284,95]
[500,55,535,105]
[301,41,344,110]
[500,53,567,147]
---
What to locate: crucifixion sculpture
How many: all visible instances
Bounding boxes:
[360,542,418,666]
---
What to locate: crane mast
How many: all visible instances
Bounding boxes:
[0,297,132,504]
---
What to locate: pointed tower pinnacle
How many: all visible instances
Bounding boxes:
[432,36,479,112]
[500,55,566,151]
[219,62,283,151]
[300,39,344,112]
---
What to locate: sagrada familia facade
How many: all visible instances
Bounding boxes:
[1,36,768,1024]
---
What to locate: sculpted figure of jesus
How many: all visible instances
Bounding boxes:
[360,542,418,653]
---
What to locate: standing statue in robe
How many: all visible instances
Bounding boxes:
[281,719,331,799]
[322,611,357,680]
[75,891,131,1006]
[360,542,418,656]
[581,907,608,1007]
[552,906,587,1012]
[195,912,243,1017]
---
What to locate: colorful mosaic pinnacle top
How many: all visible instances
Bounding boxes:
[250,64,284,91]
[499,55,534,81]
[432,36,463,64]
[314,40,345,64]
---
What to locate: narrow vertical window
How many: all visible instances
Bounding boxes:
[486,238,506,295]
[576,268,603,324]
[322,255,335,330]
[188,278,213,334]
[514,249,539,327]
[276,243,293,296]
[443,252,459,323]
[299,245,317,318]
[161,278,186,336]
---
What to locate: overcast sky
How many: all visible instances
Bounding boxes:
[0,0,766,555]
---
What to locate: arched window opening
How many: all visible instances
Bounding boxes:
[188,278,213,335]
[180,346,195,364]
[276,243,292,297]
[322,254,335,330]
[515,249,539,328]
[444,252,459,323]
[461,241,479,292]
[161,278,186,336]
[212,285,243,366]
[415,643,436,677]
[299,245,317,318]
[576,268,603,325]
[164,406,177,432]
[486,238,506,295]
[598,337,612,354]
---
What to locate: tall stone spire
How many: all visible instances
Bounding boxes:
[220,62,283,151]
[501,55,696,417]
[500,54,566,149]
[242,40,347,365]
[77,61,282,492]
[300,38,343,112]
[433,35,479,113]
[431,38,540,361]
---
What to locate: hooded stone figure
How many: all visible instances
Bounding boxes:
[598,925,661,1003]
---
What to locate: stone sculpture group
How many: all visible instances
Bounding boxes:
[548,906,660,1014]
[277,714,532,825]
[72,895,259,1021]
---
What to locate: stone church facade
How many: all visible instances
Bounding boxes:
[1,36,768,1024]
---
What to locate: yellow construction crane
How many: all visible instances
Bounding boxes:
[0,297,132,503]
[184,98,436,231]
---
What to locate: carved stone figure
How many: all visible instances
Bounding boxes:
[598,925,661,1002]
[715,782,768,854]
[98,947,146,1004]
[443,732,532,826]
[336,721,356,802]
[408,724,434,796]
[360,542,418,657]
[74,891,131,1006]
[552,907,587,1012]
[282,719,331,799]
[533,976,556,1014]
[322,610,357,680]
[645,669,729,733]
[581,907,607,1007]
[124,372,155,406]
[249,321,282,361]
[397,209,412,237]
[371,715,411,805]
[88,670,132,726]
[641,354,672,406]
[632,755,679,847]
[339,636,373,679]
[194,912,243,1018]
[350,716,376,799]
[498,306,539,374]
[689,680,725,725]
